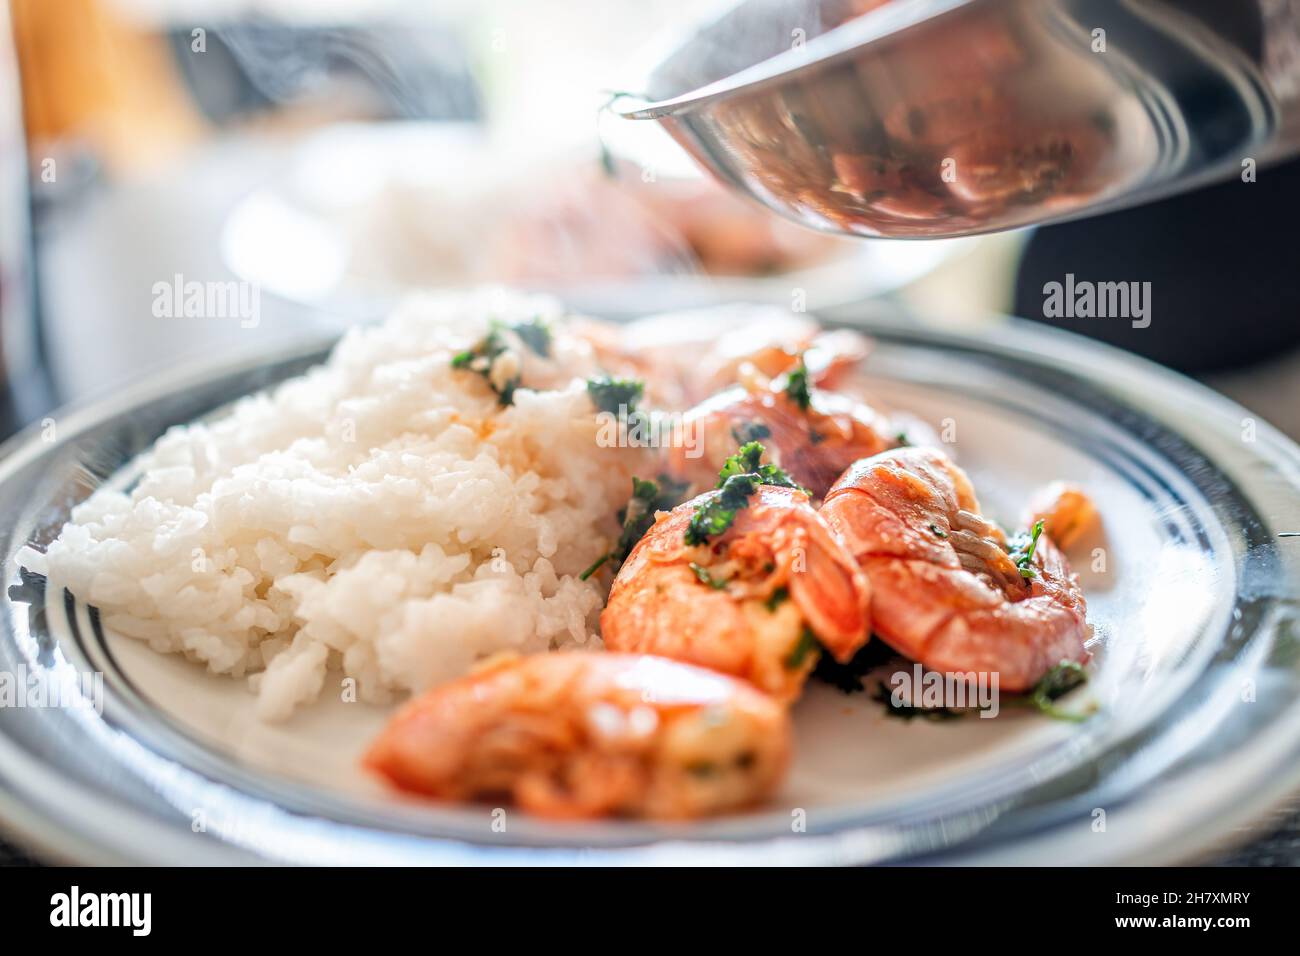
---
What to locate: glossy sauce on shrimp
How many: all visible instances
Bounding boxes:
[573,308,870,409]
[365,652,791,820]
[820,447,1089,691]
[601,483,871,701]
[664,379,900,498]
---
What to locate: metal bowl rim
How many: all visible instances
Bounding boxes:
[611,0,976,120]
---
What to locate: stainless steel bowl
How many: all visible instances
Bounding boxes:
[613,0,1300,238]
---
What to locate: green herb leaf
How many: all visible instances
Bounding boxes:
[730,421,771,445]
[811,638,896,694]
[450,326,517,405]
[764,586,789,612]
[624,475,687,554]
[871,681,965,721]
[689,562,728,590]
[513,318,552,357]
[687,442,805,546]
[450,319,555,403]
[1009,519,1046,579]
[1034,660,1088,701]
[716,441,765,486]
[784,355,812,410]
[586,376,645,415]
[583,474,690,580]
[578,554,609,581]
[1022,660,1091,722]
[685,473,756,545]
[784,627,820,670]
[754,464,804,491]
[715,441,803,492]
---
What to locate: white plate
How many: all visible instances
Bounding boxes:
[1,318,1297,864]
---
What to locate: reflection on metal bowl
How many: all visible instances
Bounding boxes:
[615,0,1300,238]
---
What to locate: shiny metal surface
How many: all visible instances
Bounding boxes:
[614,0,1300,238]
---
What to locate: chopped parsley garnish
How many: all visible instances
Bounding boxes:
[615,475,687,562]
[784,627,820,670]
[715,441,762,485]
[1009,519,1046,579]
[871,681,965,721]
[686,442,804,546]
[690,562,728,590]
[894,431,912,447]
[578,553,610,581]
[513,317,553,357]
[450,325,509,372]
[731,420,771,445]
[580,474,689,580]
[929,523,948,539]
[685,475,757,545]
[783,355,812,410]
[811,638,897,694]
[764,587,789,612]
[715,441,804,491]
[1022,660,1090,722]
[451,325,518,405]
[450,318,554,404]
[586,376,645,415]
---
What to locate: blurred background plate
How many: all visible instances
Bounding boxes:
[219,123,976,320]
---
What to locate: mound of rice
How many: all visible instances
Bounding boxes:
[21,289,644,720]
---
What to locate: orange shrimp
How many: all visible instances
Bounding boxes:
[1025,481,1100,550]
[819,447,1088,692]
[364,652,791,819]
[664,380,900,498]
[573,309,870,409]
[601,484,871,701]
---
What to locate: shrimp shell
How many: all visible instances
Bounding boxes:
[364,652,791,819]
[821,447,1089,692]
[602,484,871,701]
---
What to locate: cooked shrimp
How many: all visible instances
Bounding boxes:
[601,484,870,701]
[820,447,1088,692]
[573,308,869,409]
[664,380,900,498]
[364,652,791,820]
[1025,481,1099,550]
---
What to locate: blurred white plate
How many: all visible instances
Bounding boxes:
[220,123,974,320]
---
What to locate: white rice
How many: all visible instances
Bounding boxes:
[21,289,643,720]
